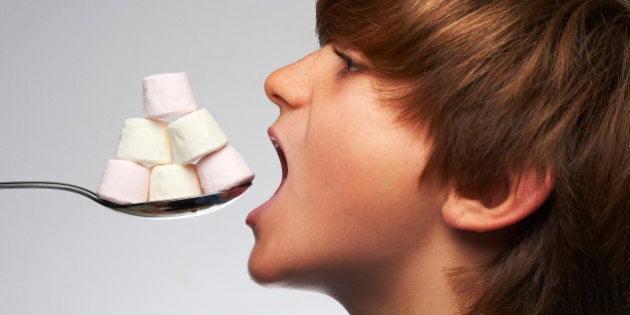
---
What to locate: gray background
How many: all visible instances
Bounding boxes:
[0,1,346,314]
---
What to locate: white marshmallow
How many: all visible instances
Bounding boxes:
[168,108,228,164]
[196,145,255,194]
[149,164,202,201]
[116,118,172,165]
[143,73,198,119]
[97,159,150,204]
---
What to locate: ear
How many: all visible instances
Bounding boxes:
[441,167,553,232]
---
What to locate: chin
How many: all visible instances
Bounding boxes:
[247,245,286,285]
[248,244,329,290]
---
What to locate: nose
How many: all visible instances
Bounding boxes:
[264,51,316,110]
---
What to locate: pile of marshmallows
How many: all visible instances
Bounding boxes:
[97,73,254,205]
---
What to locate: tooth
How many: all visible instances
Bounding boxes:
[270,136,279,148]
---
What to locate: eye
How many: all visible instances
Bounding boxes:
[333,47,364,73]
[342,55,362,73]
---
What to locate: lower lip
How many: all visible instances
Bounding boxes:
[246,180,283,227]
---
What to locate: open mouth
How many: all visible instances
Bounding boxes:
[269,135,288,182]
[245,130,288,227]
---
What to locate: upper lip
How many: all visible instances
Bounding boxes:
[268,127,288,180]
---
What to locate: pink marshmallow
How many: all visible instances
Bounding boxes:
[97,159,150,204]
[196,145,255,194]
[143,73,197,119]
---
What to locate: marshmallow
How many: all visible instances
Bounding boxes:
[149,164,202,201]
[97,159,150,204]
[197,145,255,194]
[168,108,228,164]
[143,73,197,119]
[116,118,172,165]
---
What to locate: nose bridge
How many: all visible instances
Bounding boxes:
[264,50,318,109]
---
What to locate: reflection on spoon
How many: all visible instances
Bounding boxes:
[0,181,251,219]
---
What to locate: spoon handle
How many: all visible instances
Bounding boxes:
[0,181,102,204]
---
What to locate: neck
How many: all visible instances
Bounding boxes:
[320,226,506,315]
[333,259,460,314]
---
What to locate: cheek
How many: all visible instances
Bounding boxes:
[291,109,440,260]
[304,97,425,205]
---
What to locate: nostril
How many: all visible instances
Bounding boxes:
[270,93,290,109]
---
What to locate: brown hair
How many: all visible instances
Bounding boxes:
[316,0,629,314]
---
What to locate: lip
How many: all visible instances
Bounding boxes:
[246,127,288,227]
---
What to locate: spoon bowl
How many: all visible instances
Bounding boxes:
[0,181,251,219]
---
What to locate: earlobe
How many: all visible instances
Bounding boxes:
[442,168,553,232]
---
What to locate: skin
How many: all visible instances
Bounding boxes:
[247,44,502,314]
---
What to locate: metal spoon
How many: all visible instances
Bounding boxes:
[0,181,251,219]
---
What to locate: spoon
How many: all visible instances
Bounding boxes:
[0,181,251,219]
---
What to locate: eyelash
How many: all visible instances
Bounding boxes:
[335,49,363,73]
